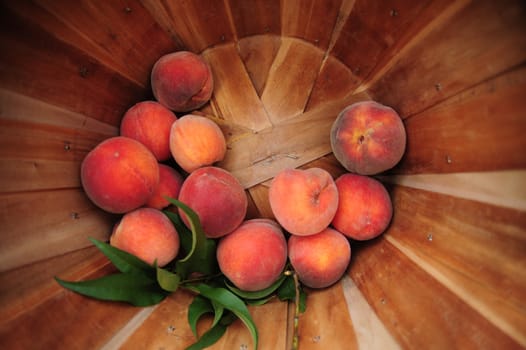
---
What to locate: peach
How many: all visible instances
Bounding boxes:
[268,167,339,236]
[81,136,159,214]
[120,101,178,161]
[332,173,393,240]
[110,207,179,267]
[217,219,288,291]
[288,227,351,289]
[330,101,406,175]
[145,164,184,210]
[169,114,226,173]
[151,51,214,112]
[178,166,247,238]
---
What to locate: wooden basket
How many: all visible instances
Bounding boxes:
[1,1,525,349]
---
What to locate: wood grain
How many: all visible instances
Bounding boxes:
[367,0,526,117]
[227,0,281,37]
[349,237,523,350]
[202,43,272,132]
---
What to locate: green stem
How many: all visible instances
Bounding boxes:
[292,272,300,350]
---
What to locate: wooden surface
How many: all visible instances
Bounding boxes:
[0,0,525,349]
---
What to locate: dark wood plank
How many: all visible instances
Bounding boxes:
[228,0,281,37]
[349,236,523,349]
[393,65,526,174]
[282,0,343,49]
[367,0,526,117]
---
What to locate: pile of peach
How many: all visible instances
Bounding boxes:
[81,51,406,292]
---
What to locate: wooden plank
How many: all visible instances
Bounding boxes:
[261,37,325,123]
[202,43,272,132]
[281,0,343,49]
[8,0,177,87]
[0,189,117,272]
[331,0,459,88]
[391,66,526,173]
[384,185,526,346]
[140,0,235,53]
[219,96,356,188]
[379,170,526,211]
[348,237,523,350]
[306,57,364,110]
[367,0,526,117]
[294,281,359,350]
[227,0,281,37]
[237,34,282,96]
[0,4,147,127]
[0,254,142,350]
[247,184,275,219]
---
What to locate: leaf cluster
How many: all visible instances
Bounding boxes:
[55,198,305,350]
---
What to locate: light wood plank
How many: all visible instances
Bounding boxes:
[0,3,147,126]
[140,0,235,53]
[384,185,526,346]
[349,237,523,349]
[281,0,343,49]
[391,66,526,173]
[379,170,526,211]
[261,37,325,123]
[367,0,526,117]
[228,0,281,37]
[237,34,282,96]
[0,189,116,272]
[202,43,272,132]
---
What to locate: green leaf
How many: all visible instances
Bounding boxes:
[163,197,218,279]
[163,209,193,254]
[210,299,224,329]
[185,312,237,350]
[89,237,154,276]
[156,266,181,292]
[187,284,258,349]
[225,273,288,300]
[277,275,307,313]
[188,295,214,337]
[55,273,169,306]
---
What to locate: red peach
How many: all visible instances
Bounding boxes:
[217,219,288,291]
[110,207,179,267]
[151,51,214,112]
[288,227,351,289]
[332,173,393,240]
[268,167,339,236]
[169,114,226,173]
[145,164,184,210]
[81,136,159,214]
[178,166,247,238]
[120,101,178,161]
[330,101,406,175]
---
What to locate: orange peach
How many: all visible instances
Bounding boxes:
[330,101,406,175]
[81,136,159,214]
[110,207,179,267]
[332,173,392,240]
[217,219,287,291]
[288,227,351,289]
[268,168,339,236]
[145,164,184,210]
[169,114,226,173]
[151,51,213,112]
[178,166,247,238]
[120,101,178,161]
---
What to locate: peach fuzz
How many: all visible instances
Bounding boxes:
[81,136,159,214]
[288,227,351,289]
[169,114,226,173]
[178,166,247,238]
[145,164,184,210]
[330,100,406,175]
[217,219,287,292]
[332,173,393,241]
[151,51,213,112]
[120,101,178,161]
[110,208,179,267]
[268,167,338,236]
